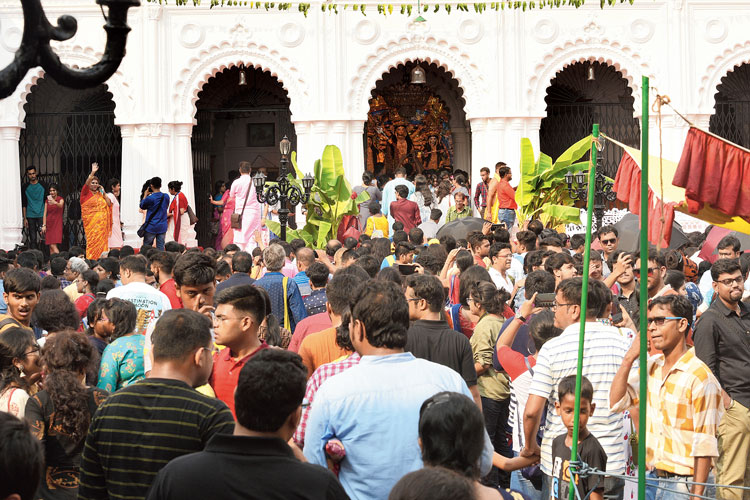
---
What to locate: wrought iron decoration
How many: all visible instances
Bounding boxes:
[254,135,314,241]
[0,0,139,99]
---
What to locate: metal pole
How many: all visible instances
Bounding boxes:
[568,123,599,500]
[638,76,650,500]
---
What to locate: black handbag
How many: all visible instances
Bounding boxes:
[138,194,166,238]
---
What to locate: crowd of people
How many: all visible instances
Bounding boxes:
[1,161,750,500]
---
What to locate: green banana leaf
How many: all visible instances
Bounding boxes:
[516,138,538,207]
[264,220,314,246]
[541,204,582,223]
[552,135,593,170]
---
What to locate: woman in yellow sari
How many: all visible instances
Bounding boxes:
[81,163,112,259]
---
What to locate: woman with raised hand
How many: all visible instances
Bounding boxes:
[80,163,112,259]
[25,330,108,499]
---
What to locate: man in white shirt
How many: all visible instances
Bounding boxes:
[107,255,172,335]
[418,209,442,240]
[488,242,515,295]
[521,277,630,500]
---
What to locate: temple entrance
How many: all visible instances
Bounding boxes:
[192,66,295,247]
[710,62,750,148]
[540,61,640,178]
[364,62,470,179]
[19,76,121,250]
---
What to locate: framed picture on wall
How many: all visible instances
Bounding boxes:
[247,123,275,147]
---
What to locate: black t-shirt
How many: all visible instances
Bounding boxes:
[550,432,607,500]
[405,319,478,387]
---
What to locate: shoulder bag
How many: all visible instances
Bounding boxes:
[137,194,166,238]
[186,205,198,225]
[230,185,251,230]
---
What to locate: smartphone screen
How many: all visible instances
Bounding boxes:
[534,293,556,308]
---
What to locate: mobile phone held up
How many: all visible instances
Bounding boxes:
[398,264,418,276]
[534,293,556,309]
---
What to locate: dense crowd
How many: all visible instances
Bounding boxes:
[2,162,750,500]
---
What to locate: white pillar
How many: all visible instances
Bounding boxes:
[173,123,198,247]
[0,126,23,249]
[120,125,143,247]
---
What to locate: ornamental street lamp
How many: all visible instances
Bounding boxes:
[564,165,617,231]
[254,136,314,241]
[0,0,139,99]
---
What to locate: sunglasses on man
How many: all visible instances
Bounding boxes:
[633,267,658,277]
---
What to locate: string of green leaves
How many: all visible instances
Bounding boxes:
[156,0,635,15]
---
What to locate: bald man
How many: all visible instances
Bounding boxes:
[294,247,316,297]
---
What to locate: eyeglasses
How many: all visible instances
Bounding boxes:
[553,302,578,310]
[466,297,476,304]
[646,316,684,326]
[23,346,40,357]
[405,297,422,303]
[715,275,744,287]
[633,267,658,277]
[496,253,513,259]
[601,238,617,245]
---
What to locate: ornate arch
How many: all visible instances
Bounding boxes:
[699,40,750,113]
[10,45,133,126]
[173,41,309,125]
[347,36,487,120]
[529,39,655,116]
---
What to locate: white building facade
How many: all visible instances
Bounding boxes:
[0,0,747,249]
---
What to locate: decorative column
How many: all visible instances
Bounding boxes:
[172,123,198,247]
[292,119,366,187]
[0,126,24,249]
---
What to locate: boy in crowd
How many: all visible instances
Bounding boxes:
[0,268,41,333]
[550,375,607,500]
[210,284,269,416]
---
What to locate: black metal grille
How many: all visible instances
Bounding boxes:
[192,110,214,248]
[19,77,121,252]
[710,102,750,149]
[540,103,641,178]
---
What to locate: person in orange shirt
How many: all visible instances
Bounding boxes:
[487,163,517,230]
[298,266,370,377]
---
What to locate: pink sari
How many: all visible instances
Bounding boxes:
[218,190,235,249]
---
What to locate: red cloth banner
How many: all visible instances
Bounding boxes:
[673,127,750,219]
[613,151,676,247]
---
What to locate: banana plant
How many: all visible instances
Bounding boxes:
[265,145,371,248]
[515,135,593,228]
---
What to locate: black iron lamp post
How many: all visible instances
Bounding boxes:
[254,136,314,241]
[564,167,617,231]
[0,0,139,99]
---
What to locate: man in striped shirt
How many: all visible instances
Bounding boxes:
[611,295,722,500]
[79,309,235,500]
[521,277,630,500]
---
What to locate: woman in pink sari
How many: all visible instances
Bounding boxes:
[211,171,240,249]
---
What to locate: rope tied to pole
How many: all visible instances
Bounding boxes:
[651,93,670,248]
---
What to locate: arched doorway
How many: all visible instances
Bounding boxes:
[192,65,295,247]
[19,76,121,251]
[709,63,750,148]
[539,61,640,178]
[363,62,471,179]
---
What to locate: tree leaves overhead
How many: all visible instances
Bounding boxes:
[153,0,635,13]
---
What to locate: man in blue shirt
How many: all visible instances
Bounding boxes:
[255,244,307,333]
[21,165,47,250]
[139,177,170,250]
[303,280,492,500]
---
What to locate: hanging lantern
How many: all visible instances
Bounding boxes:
[587,65,595,81]
[238,64,247,86]
[411,63,426,84]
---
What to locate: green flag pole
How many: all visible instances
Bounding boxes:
[638,77,650,500]
[568,123,599,500]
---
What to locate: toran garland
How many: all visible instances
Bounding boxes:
[159,0,635,14]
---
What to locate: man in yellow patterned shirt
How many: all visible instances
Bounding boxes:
[610,294,723,500]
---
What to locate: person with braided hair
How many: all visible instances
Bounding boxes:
[24,330,108,500]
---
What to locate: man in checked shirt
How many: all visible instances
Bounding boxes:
[610,294,723,500]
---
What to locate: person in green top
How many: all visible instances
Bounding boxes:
[445,192,471,223]
[467,280,513,488]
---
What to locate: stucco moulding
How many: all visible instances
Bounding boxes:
[533,19,559,45]
[457,19,484,45]
[179,23,206,49]
[354,19,380,45]
[278,22,305,48]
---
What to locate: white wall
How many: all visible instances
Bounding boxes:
[0,0,748,247]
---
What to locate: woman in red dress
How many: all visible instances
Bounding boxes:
[42,184,64,254]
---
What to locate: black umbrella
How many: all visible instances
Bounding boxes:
[436,217,490,241]
[613,213,688,252]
